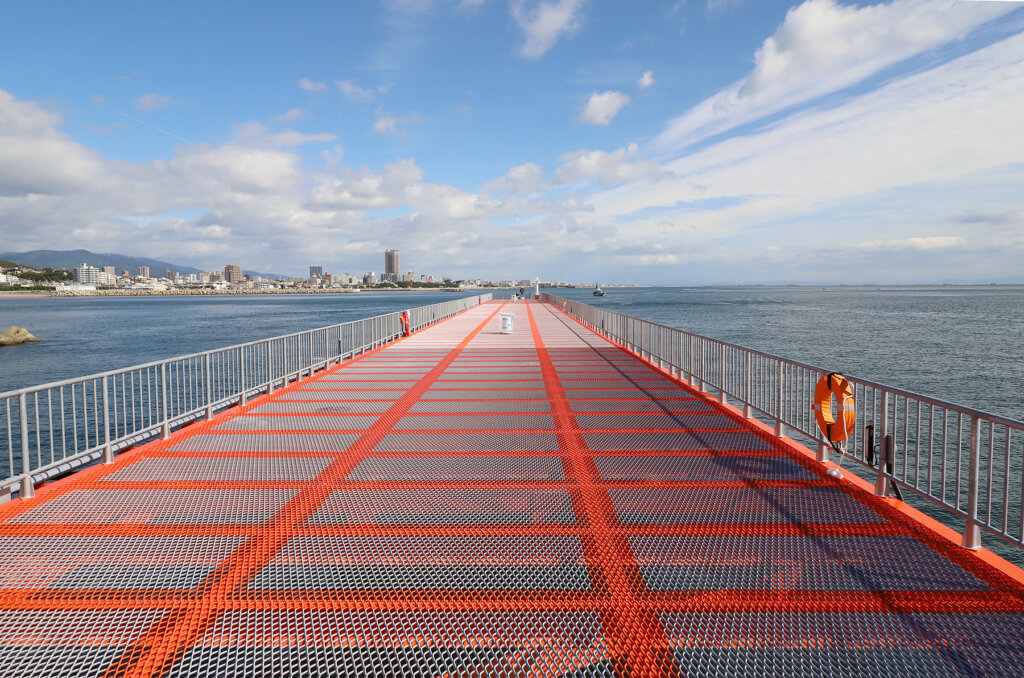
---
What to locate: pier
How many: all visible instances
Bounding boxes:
[2,299,1024,676]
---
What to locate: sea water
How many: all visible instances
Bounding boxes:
[1,286,1022,421]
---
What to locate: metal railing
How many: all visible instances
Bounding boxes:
[545,293,1024,555]
[1,294,491,501]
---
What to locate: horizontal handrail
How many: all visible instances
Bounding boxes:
[1,294,491,500]
[544,293,1024,556]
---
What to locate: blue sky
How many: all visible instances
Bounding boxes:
[1,0,1022,283]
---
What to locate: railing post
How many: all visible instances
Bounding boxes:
[308,332,314,375]
[101,375,113,464]
[205,354,215,419]
[774,360,785,437]
[875,390,890,496]
[719,344,727,403]
[963,415,982,550]
[688,336,696,386]
[265,342,275,395]
[238,348,248,406]
[698,341,706,392]
[743,352,752,418]
[19,393,34,499]
[160,362,170,439]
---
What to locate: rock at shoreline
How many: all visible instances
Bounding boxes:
[0,326,40,346]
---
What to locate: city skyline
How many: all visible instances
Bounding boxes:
[1,1,1023,283]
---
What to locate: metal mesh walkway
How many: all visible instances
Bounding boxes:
[2,300,1024,677]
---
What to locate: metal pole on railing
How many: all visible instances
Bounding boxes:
[687,336,695,386]
[308,333,314,375]
[774,361,785,437]
[265,342,275,395]
[743,352,752,417]
[239,348,248,406]
[875,390,890,496]
[19,393,33,499]
[205,354,215,419]
[101,375,113,464]
[160,362,170,439]
[963,415,982,550]
[698,341,706,392]
[719,344,727,403]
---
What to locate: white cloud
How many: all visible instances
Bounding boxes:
[372,108,420,136]
[484,162,545,195]
[707,0,744,12]
[555,143,670,185]
[337,79,377,102]
[512,0,586,59]
[272,108,304,123]
[0,90,107,197]
[298,77,327,92]
[582,32,1024,277]
[373,116,401,136]
[132,93,173,111]
[232,120,336,147]
[652,0,1015,153]
[638,70,655,90]
[847,236,963,253]
[576,90,630,125]
[2,23,1022,283]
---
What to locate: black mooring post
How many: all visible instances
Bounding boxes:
[883,434,903,501]
[865,421,875,466]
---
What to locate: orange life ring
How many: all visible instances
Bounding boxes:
[400,310,411,337]
[813,372,855,443]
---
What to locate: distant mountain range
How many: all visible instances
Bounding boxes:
[0,250,286,280]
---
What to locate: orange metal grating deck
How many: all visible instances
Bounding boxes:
[2,299,1024,677]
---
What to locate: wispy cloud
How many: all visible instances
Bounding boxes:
[272,108,305,123]
[512,0,586,59]
[555,143,669,185]
[132,93,173,111]
[638,70,655,90]
[372,107,421,137]
[298,77,327,92]
[337,79,378,102]
[576,90,629,125]
[651,0,1015,154]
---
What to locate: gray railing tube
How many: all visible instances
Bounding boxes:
[775,361,785,437]
[239,348,248,406]
[160,362,170,439]
[743,353,752,418]
[963,415,982,550]
[205,354,214,418]
[875,390,890,496]
[102,375,113,464]
[20,393,32,499]
[719,344,727,404]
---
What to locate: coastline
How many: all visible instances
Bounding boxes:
[0,287,475,299]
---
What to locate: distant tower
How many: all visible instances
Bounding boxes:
[138,266,150,278]
[384,249,400,282]
[309,266,323,279]
[224,264,244,284]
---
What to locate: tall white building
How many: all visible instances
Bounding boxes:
[138,266,150,278]
[73,263,100,284]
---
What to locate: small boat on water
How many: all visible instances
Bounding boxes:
[593,283,605,297]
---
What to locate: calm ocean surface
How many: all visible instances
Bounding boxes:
[1,286,1022,421]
